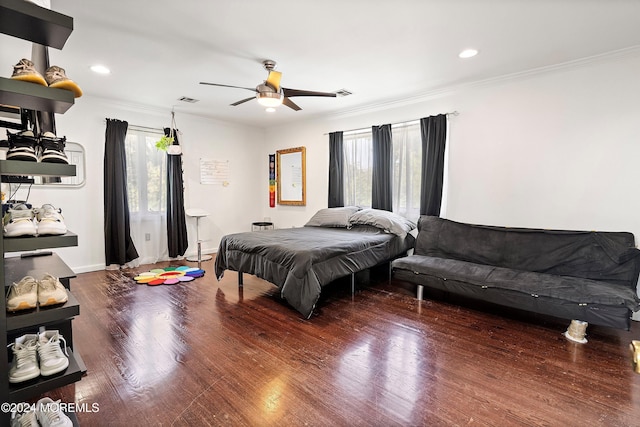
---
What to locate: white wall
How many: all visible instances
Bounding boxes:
[262,51,640,241]
[6,50,639,274]
[5,97,263,272]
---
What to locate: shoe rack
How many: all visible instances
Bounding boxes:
[0,0,85,423]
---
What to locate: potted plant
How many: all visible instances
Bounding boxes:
[156,110,182,155]
[155,134,174,151]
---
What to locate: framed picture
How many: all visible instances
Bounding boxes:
[276,146,306,206]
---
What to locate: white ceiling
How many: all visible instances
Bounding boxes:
[3,0,640,128]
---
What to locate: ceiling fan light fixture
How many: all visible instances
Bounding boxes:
[256,92,284,107]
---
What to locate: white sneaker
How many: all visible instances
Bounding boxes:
[35,397,72,427]
[34,204,67,236]
[37,330,69,376]
[3,203,37,237]
[8,334,40,383]
[10,406,38,427]
[6,276,38,312]
[38,274,68,307]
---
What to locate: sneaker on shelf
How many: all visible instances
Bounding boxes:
[10,58,47,87]
[44,66,82,98]
[8,334,40,383]
[10,406,38,427]
[38,273,68,307]
[35,397,73,427]
[37,330,69,376]
[6,275,38,312]
[38,132,68,164]
[3,203,37,237]
[6,130,39,162]
[34,204,67,236]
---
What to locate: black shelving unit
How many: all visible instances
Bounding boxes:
[1,163,87,406]
[1,2,84,424]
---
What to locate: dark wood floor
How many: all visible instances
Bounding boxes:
[44,258,640,426]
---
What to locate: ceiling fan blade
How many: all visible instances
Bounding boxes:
[200,82,257,92]
[265,71,282,92]
[283,97,302,111]
[282,88,337,98]
[230,97,255,106]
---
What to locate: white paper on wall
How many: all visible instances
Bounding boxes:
[200,158,230,186]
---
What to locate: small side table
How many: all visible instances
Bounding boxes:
[186,208,213,267]
[252,221,274,231]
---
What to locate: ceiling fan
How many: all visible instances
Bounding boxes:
[200,60,336,111]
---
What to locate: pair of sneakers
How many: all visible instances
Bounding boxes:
[11,397,72,427]
[8,330,70,383]
[3,203,67,237]
[6,274,68,312]
[6,129,68,164]
[11,58,82,98]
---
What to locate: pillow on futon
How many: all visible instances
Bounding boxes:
[349,208,416,237]
[305,206,362,228]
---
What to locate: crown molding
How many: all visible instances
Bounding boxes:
[323,45,640,121]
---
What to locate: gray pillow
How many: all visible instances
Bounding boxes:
[304,206,362,228]
[349,208,416,237]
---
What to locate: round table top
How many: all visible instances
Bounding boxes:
[186,208,209,217]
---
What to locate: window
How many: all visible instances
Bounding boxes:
[124,128,169,265]
[341,121,422,220]
[392,122,422,221]
[343,131,373,207]
[343,130,373,207]
[125,129,167,215]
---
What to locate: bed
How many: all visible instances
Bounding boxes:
[214,208,416,318]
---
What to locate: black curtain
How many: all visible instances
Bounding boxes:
[328,131,344,207]
[371,124,392,211]
[164,128,188,258]
[103,119,139,265]
[420,114,447,216]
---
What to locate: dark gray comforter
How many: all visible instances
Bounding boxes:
[214,225,415,318]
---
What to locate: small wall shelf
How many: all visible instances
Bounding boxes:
[0,0,73,49]
[0,159,76,177]
[3,232,78,253]
[8,349,86,402]
[6,292,79,332]
[0,78,74,114]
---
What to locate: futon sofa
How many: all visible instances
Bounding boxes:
[391,216,640,331]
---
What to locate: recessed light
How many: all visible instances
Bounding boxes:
[90,64,111,74]
[458,49,478,59]
[265,107,276,113]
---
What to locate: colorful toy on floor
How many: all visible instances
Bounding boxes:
[133,266,205,286]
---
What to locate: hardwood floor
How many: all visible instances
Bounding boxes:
[44,258,640,426]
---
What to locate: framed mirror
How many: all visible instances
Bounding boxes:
[277,146,306,206]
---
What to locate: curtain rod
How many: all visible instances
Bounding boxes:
[103,120,165,135]
[324,111,459,136]
[129,124,165,134]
